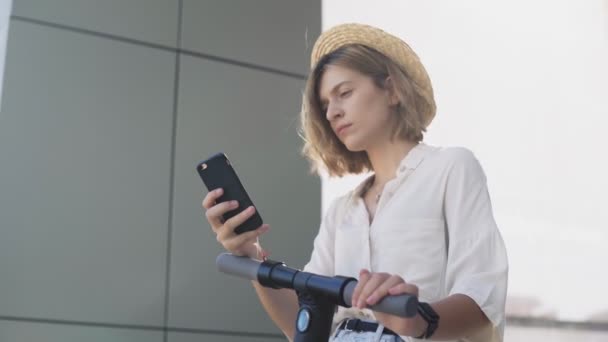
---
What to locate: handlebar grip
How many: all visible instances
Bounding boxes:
[216,253,261,281]
[343,281,419,317]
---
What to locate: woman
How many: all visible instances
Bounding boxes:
[203,23,508,342]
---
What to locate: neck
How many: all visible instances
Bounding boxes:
[366,139,418,185]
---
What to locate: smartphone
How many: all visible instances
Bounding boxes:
[196,152,263,234]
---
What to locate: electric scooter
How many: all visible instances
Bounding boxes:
[217,253,420,341]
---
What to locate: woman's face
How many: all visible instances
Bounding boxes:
[318,64,396,152]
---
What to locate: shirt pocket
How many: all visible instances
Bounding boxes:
[373,218,446,301]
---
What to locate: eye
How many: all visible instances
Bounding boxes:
[340,90,353,98]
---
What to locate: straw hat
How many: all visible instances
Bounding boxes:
[310,23,436,127]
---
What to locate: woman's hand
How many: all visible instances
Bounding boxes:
[351,269,426,337]
[202,188,270,259]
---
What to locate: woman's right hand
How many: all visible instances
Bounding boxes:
[202,188,270,259]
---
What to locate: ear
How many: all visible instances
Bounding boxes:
[384,77,400,106]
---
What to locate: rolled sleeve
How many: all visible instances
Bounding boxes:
[443,149,509,339]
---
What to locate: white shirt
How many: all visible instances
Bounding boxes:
[303,143,508,342]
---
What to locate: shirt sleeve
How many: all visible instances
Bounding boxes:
[442,148,509,340]
[302,195,346,277]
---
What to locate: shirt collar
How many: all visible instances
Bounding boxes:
[351,142,433,197]
[397,142,431,174]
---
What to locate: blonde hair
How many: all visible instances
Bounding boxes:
[300,44,431,177]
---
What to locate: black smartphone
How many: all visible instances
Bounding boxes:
[196,152,263,234]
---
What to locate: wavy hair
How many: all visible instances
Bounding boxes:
[299,44,431,177]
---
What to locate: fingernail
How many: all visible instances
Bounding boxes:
[259,225,269,233]
[216,188,223,194]
[366,295,377,305]
[248,206,255,213]
[231,200,238,208]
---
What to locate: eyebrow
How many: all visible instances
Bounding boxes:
[319,81,352,105]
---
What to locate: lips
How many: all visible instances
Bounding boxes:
[335,123,352,136]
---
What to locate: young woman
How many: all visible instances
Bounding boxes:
[203,23,508,342]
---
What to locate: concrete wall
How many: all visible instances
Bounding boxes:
[0,1,321,341]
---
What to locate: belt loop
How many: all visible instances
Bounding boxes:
[373,323,384,342]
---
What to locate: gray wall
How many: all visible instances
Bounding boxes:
[0,1,321,341]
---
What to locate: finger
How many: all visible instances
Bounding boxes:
[252,238,270,257]
[205,200,238,230]
[357,273,390,309]
[218,205,257,237]
[366,275,405,306]
[351,269,371,308]
[223,224,270,253]
[388,282,419,296]
[260,247,271,260]
[202,188,224,209]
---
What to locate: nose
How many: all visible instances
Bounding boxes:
[325,101,343,122]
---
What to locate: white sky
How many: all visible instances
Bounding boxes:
[322,0,608,322]
[0,0,13,110]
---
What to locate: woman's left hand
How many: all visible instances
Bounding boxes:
[351,269,425,337]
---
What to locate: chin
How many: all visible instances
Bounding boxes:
[341,136,367,152]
